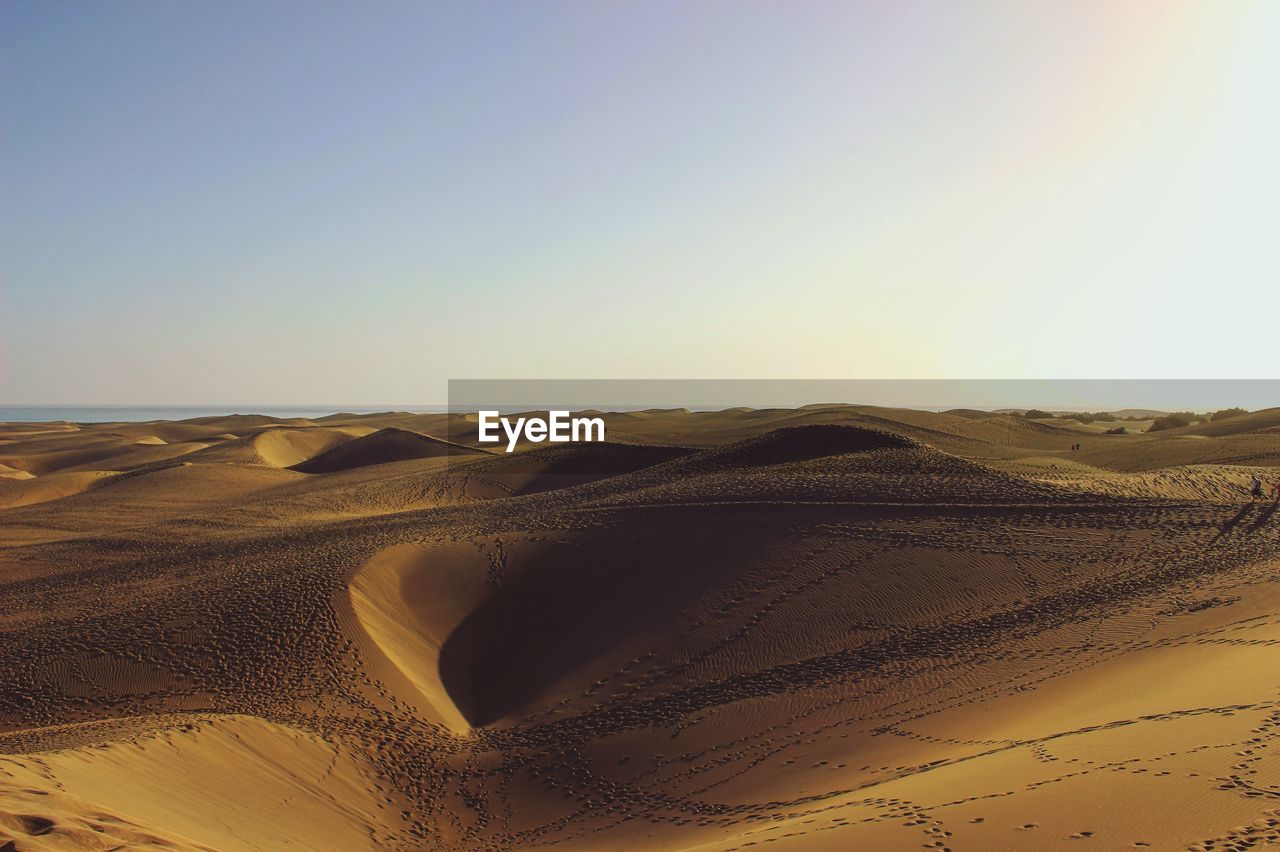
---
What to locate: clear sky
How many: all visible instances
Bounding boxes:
[2,1,1277,405]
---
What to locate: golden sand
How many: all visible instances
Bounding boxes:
[3,406,1280,850]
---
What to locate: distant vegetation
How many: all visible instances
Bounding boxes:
[1147,412,1203,432]
[1022,410,1155,424]
[1018,408,1249,432]
[1060,412,1152,424]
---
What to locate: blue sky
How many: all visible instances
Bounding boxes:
[3,2,1277,404]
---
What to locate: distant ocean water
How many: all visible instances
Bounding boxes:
[0,406,447,423]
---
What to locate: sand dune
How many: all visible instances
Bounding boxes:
[1,715,396,851]
[290,427,488,473]
[346,542,491,733]
[452,442,693,500]
[250,425,374,467]
[0,463,34,482]
[941,407,999,419]
[4,407,1280,849]
[0,776,211,850]
[149,425,369,469]
[0,469,117,509]
[1185,408,1280,437]
[59,440,212,473]
[0,443,131,477]
[182,414,316,430]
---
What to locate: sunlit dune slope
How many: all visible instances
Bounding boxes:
[185,425,375,467]
[0,469,117,509]
[1,715,397,852]
[346,542,491,733]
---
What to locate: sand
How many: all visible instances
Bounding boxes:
[291,427,489,474]
[3,405,1280,850]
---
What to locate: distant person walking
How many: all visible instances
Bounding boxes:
[1249,475,1264,500]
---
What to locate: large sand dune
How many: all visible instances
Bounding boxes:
[291,427,487,474]
[4,406,1280,849]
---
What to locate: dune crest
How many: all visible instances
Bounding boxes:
[251,426,372,467]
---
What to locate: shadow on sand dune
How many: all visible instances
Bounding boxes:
[1211,500,1280,542]
[1248,501,1280,531]
[437,525,778,727]
[1212,504,1254,543]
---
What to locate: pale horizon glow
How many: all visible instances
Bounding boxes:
[2,1,1278,405]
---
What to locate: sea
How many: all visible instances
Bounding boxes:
[0,406,448,424]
